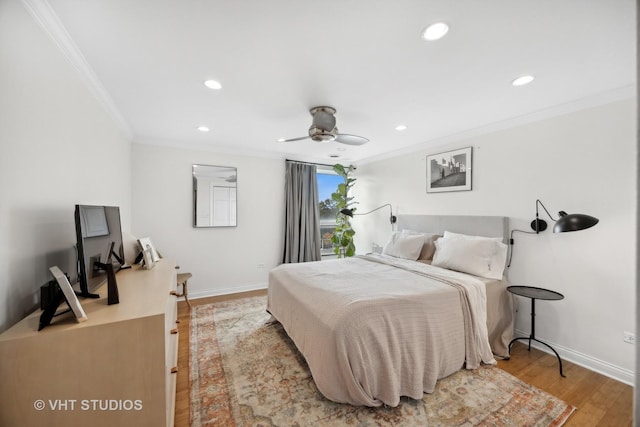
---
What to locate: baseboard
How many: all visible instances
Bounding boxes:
[513,328,634,386]
[188,283,268,300]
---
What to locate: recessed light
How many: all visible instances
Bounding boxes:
[421,22,449,41]
[512,75,535,86]
[197,126,210,132]
[395,125,407,131]
[336,147,347,151]
[203,79,222,90]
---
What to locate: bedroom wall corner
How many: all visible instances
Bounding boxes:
[353,98,637,383]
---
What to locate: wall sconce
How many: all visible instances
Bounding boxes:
[340,204,397,225]
[531,199,599,233]
[508,199,599,268]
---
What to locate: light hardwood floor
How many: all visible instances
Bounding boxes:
[174,291,633,427]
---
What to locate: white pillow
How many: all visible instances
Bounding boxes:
[442,231,508,278]
[432,238,496,279]
[382,232,424,260]
[432,233,507,280]
[443,230,502,242]
[401,230,441,261]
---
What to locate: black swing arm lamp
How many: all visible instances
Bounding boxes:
[531,199,599,233]
[507,199,599,268]
[340,203,397,224]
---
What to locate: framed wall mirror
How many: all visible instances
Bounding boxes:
[193,164,237,227]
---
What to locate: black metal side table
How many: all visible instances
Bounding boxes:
[507,285,566,377]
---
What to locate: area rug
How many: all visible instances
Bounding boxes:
[190,296,575,426]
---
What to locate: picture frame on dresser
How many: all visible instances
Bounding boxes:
[39,266,88,330]
[138,237,161,269]
[426,146,473,193]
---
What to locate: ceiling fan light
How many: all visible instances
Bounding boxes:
[422,22,449,41]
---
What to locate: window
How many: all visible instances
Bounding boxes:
[317,167,343,257]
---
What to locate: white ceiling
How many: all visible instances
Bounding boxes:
[34,0,636,164]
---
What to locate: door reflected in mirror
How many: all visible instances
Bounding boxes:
[193,164,237,227]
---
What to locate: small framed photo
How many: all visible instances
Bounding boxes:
[137,237,160,262]
[137,237,160,269]
[49,266,88,323]
[426,146,472,193]
[141,244,155,270]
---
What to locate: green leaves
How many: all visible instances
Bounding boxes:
[331,163,357,258]
[345,243,356,257]
[332,163,346,176]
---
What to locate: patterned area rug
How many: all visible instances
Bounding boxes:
[190,296,575,426]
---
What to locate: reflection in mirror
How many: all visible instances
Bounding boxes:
[193,164,237,227]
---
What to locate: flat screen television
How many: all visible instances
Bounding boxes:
[74,205,126,298]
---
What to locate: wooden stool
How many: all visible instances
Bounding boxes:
[176,272,192,308]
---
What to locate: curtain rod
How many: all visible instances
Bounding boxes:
[285,159,356,169]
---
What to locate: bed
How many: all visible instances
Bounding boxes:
[267,215,515,407]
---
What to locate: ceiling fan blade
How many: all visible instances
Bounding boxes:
[278,136,311,142]
[334,134,369,146]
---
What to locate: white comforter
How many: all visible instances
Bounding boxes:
[267,254,499,407]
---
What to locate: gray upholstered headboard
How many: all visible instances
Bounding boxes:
[396,215,509,243]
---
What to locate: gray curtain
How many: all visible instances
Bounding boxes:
[283,161,322,263]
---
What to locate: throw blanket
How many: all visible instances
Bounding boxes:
[359,254,496,369]
[267,255,499,407]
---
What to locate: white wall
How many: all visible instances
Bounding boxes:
[354,98,636,383]
[131,143,284,298]
[3,0,635,391]
[0,1,132,332]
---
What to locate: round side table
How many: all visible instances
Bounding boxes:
[507,285,566,377]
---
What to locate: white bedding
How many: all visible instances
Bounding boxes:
[267,254,514,407]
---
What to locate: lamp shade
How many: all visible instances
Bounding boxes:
[553,211,599,233]
[340,208,354,217]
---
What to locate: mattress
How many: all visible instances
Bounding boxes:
[267,254,514,407]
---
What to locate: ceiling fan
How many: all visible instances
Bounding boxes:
[279,106,369,146]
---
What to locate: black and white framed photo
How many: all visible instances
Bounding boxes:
[426,146,472,193]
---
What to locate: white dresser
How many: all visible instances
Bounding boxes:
[0,259,179,427]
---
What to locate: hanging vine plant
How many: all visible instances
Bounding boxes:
[331,163,357,258]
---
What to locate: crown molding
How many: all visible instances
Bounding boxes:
[358,85,636,165]
[21,0,134,140]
